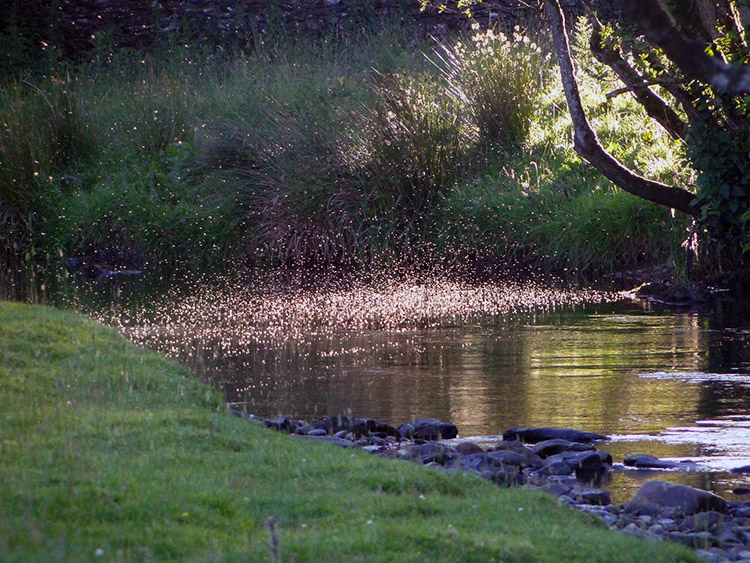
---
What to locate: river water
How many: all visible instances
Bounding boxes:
[37,270,750,504]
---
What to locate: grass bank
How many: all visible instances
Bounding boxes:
[0,301,698,561]
[0,20,693,280]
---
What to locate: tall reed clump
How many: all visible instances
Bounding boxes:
[197,50,372,269]
[435,26,543,151]
[0,76,98,262]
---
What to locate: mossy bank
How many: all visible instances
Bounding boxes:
[0,301,698,561]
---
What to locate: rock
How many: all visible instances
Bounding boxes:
[486,449,538,468]
[397,418,458,440]
[730,465,750,474]
[570,487,611,506]
[502,427,609,444]
[487,442,543,467]
[530,438,595,458]
[729,504,750,518]
[667,531,719,549]
[294,435,356,448]
[524,480,572,498]
[264,416,295,433]
[680,511,725,533]
[454,441,484,455]
[528,460,574,478]
[546,450,609,474]
[447,453,487,472]
[415,442,459,465]
[307,428,327,436]
[625,481,729,517]
[732,487,750,495]
[623,453,700,470]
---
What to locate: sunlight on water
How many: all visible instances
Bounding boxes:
[109,276,611,356]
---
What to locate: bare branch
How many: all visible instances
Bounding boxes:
[543,0,699,217]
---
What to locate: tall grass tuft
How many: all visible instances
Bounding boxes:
[0,76,98,259]
[358,71,477,210]
[198,52,370,268]
[436,28,544,150]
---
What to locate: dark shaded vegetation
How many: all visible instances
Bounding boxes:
[1,1,698,288]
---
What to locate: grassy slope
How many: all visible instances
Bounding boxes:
[0,301,698,561]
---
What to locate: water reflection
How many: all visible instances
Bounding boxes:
[47,272,750,503]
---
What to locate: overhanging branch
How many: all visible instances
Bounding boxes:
[617,0,750,96]
[585,7,686,141]
[544,0,699,217]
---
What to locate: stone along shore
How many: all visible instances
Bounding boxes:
[230,411,750,562]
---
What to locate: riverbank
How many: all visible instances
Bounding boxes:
[0,301,697,561]
[1,16,692,283]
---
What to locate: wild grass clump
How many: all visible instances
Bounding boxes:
[436,27,544,150]
[0,302,700,561]
[196,49,374,268]
[0,76,98,260]
[360,71,477,209]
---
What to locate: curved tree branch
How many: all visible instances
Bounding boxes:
[585,7,686,141]
[544,0,699,217]
[616,0,750,96]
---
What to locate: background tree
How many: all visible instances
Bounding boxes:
[544,0,750,277]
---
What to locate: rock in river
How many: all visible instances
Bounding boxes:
[503,427,609,444]
[397,418,458,440]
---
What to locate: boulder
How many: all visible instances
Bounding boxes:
[625,481,728,516]
[623,453,696,470]
[454,441,484,455]
[530,438,595,458]
[397,418,458,440]
[730,464,750,474]
[502,427,609,444]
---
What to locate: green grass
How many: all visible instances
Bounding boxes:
[0,301,700,561]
